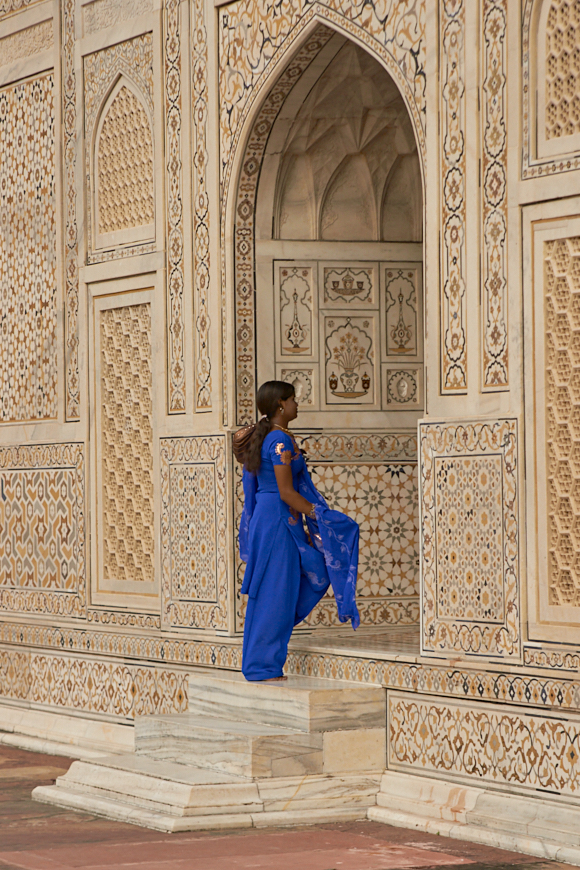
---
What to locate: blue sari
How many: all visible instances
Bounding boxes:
[239,430,359,681]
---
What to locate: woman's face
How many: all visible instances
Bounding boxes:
[281,393,298,421]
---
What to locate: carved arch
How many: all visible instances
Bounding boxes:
[223,11,426,424]
[92,75,155,250]
[523,0,580,174]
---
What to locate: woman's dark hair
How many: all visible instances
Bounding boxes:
[235,380,295,473]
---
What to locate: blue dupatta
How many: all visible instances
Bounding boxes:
[240,463,360,630]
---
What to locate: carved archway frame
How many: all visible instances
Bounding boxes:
[218,3,427,425]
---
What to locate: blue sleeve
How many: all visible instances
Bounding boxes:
[269,432,295,466]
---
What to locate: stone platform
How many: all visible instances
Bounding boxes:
[32,668,386,832]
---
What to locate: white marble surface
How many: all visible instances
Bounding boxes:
[187,668,386,732]
[322,728,385,774]
[33,758,380,832]
[0,702,133,757]
[135,712,324,778]
[369,771,580,866]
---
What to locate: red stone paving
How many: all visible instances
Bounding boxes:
[0,744,575,870]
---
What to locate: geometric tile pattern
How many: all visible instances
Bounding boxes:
[310,464,419,599]
[63,0,80,420]
[160,436,228,629]
[544,238,580,606]
[234,432,419,631]
[434,454,503,621]
[522,0,580,178]
[168,464,216,601]
[0,444,85,617]
[389,693,580,798]
[84,33,154,261]
[97,85,154,235]
[221,0,427,422]
[420,419,520,659]
[481,0,508,390]
[545,0,580,140]
[192,0,212,410]
[0,74,57,422]
[164,0,186,413]
[440,0,467,393]
[0,647,188,719]
[100,304,154,587]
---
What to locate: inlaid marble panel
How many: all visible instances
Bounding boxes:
[544,238,580,607]
[99,303,154,592]
[97,84,154,236]
[6,620,580,714]
[420,419,520,659]
[384,268,419,358]
[277,264,315,358]
[192,0,212,411]
[0,444,86,618]
[84,33,154,260]
[324,316,376,405]
[384,367,422,409]
[440,0,467,393]
[389,693,580,798]
[160,436,228,629]
[277,367,315,407]
[322,264,376,307]
[0,74,57,423]
[164,0,186,413]
[0,647,188,719]
[481,0,508,390]
[523,0,580,176]
[311,463,419,600]
[63,0,80,420]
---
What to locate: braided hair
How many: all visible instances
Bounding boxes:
[237,380,295,473]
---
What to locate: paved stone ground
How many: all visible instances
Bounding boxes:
[0,744,574,870]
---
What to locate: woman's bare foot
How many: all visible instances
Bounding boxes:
[262,675,288,682]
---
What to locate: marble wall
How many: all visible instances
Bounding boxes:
[0,0,580,826]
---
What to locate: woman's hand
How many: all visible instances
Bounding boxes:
[274,464,314,515]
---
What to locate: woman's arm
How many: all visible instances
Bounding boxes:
[274,464,314,515]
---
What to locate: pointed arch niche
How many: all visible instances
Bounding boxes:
[252,33,424,428]
[92,76,156,251]
[231,26,425,630]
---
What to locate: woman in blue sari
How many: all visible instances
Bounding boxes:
[234,381,359,682]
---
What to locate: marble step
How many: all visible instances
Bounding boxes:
[33,753,378,833]
[369,771,580,865]
[33,754,259,820]
[135,713,324,778]
[187,668,386,732]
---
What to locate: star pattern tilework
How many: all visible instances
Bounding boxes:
[310,463,419,598]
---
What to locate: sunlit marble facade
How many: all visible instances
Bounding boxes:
[1,0,580,852]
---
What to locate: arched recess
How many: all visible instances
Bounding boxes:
[92,76,155,251]
[530,0,580,160]
[230,17,425,426]
[229,19,425,630]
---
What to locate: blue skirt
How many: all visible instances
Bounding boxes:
[241,492,327,681]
